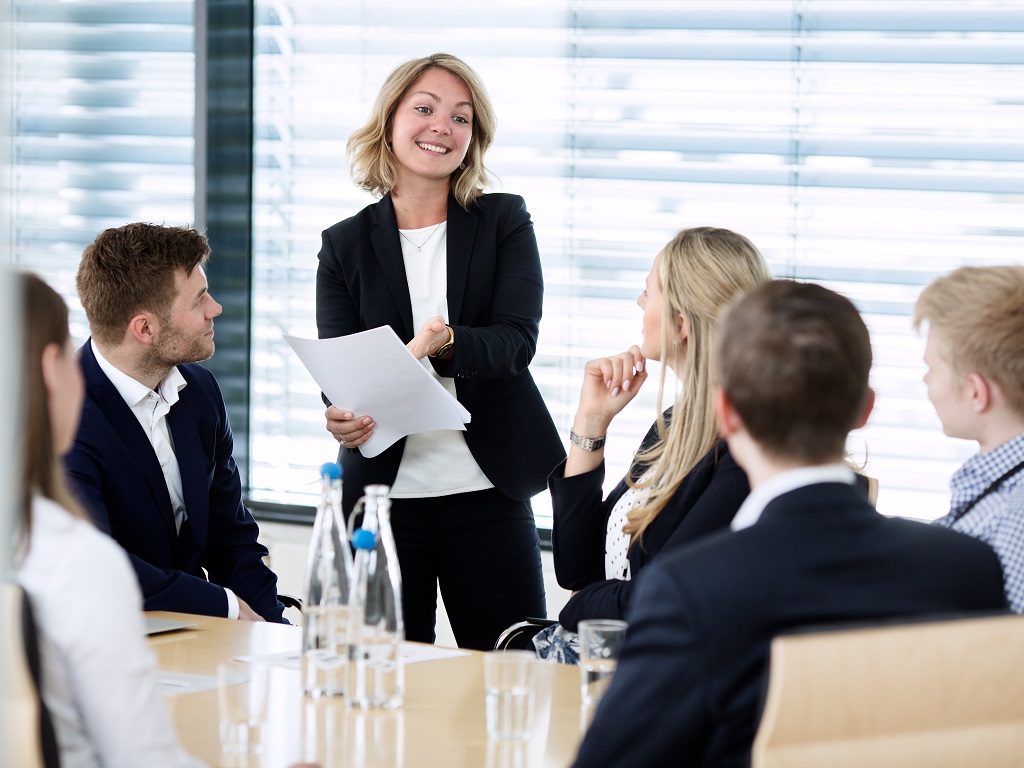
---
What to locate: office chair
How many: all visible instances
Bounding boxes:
[752,613,1024,768]
[2,583,61,768]
[279,593,302,611]
[494,617,557,651]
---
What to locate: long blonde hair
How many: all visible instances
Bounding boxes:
[624,228,771,546]
[347,53,497,208]
[20,272,88,548]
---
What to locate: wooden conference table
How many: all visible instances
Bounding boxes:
[147,611,589,768]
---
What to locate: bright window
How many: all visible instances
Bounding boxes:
[250,1,1024,525]
[9,0,196,340]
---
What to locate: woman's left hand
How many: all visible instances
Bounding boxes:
[407,316,451,359]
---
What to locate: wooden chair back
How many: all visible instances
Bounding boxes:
[752,613,1024,768]
[1,583,47,768]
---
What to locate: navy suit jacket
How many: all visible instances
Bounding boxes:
[65,340,286,622]
[572,481,1008,768]
[316,192,565,511]
[550,421,749,630]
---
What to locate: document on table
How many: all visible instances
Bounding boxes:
[235,644,470,668]
[157,671,218,696]
[284,326,471,458]
[144,617,197,635]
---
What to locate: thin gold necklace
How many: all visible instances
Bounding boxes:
[399,221,444,252]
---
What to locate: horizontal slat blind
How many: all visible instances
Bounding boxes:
[9,0,196,339]
[251,0,1024,524]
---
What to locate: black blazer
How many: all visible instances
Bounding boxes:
[572,482,1009,768]
[316,192,565,510]
[65,340,286,622]
[550,416,749,630]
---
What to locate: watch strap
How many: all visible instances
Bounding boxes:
[429,324,455,358]
[570,430,607,451]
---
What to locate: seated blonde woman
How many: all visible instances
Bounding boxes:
[538,228,771,663]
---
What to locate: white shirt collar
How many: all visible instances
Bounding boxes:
[91,340,187,409]
[731,464,856,531]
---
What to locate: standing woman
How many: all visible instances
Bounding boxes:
[15,273,205,768]
[316,53,564,650]
[537,228,771,662]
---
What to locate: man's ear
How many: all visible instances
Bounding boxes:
[854,388,876,430]
[965,372,993,414]
[128,312,158,346]
[714,387,743,438]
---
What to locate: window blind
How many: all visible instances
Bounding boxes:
[9,0,196,340]
[247,0,1024,525]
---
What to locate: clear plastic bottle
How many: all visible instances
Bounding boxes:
[302,462,353,697]
[346,484,405,709]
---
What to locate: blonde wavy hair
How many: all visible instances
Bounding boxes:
[624,227,772,546]
[347,53,496,209]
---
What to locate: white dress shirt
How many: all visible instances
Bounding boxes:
[390,226,494,498]
[91,344,239,619]
[17,496,207,768]
[731,464,856,531]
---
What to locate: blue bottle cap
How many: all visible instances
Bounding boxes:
[319,462,342,480]
[352,528,376,550]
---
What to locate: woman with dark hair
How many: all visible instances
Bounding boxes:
[316,53,564,650]
[15,272,204,768]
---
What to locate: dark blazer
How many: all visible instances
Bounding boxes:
[550,418,749,630]
[65,340,286,622]
[316,192,565,510]
[572,481,1009,768]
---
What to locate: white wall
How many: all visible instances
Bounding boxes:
[259,521,571,649]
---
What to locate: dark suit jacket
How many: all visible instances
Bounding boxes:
[550,419,749,630]
[65,340,286,622]
[572,481,1009,768]
[316,192,565,510]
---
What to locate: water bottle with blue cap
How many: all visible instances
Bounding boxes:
[302,462,353,697]
[346,484,404,708]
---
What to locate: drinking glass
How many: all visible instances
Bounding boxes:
[218,660,270,765]
[484,651,536,740]
[578,619,628,706]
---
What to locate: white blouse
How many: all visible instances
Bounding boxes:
[16,495,205,768]
[603,490,639,582]
[605,464,662,581]
[390,224,494,498]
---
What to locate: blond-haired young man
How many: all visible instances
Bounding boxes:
[915,265,1024,612]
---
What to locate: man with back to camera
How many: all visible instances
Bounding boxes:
[915,266,1024,614]
[571,280,1007,767]
[66,222,287,622]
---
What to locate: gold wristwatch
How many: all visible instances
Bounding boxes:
[429,324,455,358]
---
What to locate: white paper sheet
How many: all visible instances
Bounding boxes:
[143,617,197,635]
[156,671,219,696]
[234,643,470,668]
[284,326,471,458]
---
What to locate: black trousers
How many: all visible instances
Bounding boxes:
[387,488,546,651]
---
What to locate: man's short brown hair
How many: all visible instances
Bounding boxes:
[914,265,1024,416]
[76,223,210,344]
[718,280,872,463]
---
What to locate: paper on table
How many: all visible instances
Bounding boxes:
[157,671,219,696]
[235,644,469,668]
[284,326,471,458]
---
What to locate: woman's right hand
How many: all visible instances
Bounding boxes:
[325,405,375,449]
[574,346,648,436]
